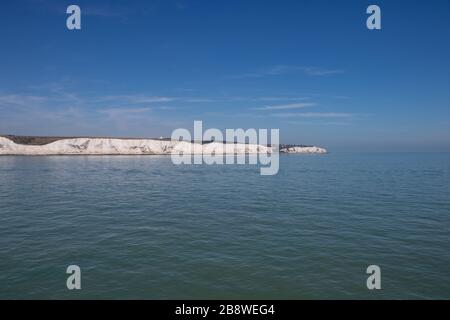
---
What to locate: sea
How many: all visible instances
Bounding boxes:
[0,153,449,299]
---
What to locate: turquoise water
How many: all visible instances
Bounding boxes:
[0,153,449,299]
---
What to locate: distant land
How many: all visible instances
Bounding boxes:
[0,135,327,155]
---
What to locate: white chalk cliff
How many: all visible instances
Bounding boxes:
[0,136,272,155]
[279,146,327,154]
[0,136,327,155]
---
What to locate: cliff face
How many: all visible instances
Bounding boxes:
[279,146,327,154]
[0,136,271,155]
[0,136,327,155]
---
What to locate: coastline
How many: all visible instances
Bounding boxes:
[0,135,327,155]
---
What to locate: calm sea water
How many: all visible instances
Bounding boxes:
[0,153,449,299]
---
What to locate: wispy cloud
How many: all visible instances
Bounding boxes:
[95,95,217,104]
[0,94,48,109]
[302,67,343,76]
[256,96,310,102]
[96,95,175,104]
[271,112,353,118]
[283,120,353,126]
[97,107,152,117]
[184,98,217,103]
[229,65,344,79]
[158,106,177,110]
[253,102,316,111]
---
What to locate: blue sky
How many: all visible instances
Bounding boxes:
[0,0,449,151]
